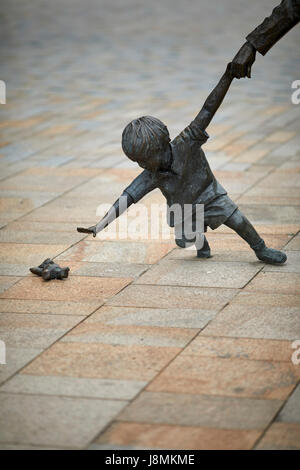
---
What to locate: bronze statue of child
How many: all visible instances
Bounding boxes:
[77,62,287,265]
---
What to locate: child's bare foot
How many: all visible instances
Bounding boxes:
[253,240,287,265]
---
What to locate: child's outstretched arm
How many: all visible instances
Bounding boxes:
[77,191,134,237]
[77,169,157,237]
[193,62,234,131]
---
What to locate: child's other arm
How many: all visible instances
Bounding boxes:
[77,169,157,237]
[193,63,233,131]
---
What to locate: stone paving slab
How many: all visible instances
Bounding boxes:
[95,421,261,450]
[0,393,126,448]
[118,391,283,430]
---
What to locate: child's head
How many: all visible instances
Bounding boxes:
[122,116,171,172]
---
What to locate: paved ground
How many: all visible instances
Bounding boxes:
[0,0,299,450]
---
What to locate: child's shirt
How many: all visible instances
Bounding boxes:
[123,119,228,227]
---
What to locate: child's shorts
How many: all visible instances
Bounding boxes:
[175,193,238,248]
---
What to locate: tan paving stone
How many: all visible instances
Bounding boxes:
[265,131,296,143]
[0,347,43,385]
[0,374,146,400]
[200,303,300,341]
[95,421,261,450]
[57,240,173,265]
[245,272,300,295]
[107,284,238,309]
[0,298,101,316]
[0,393,126,448]
[0,243,69,265]
[21,342,180,381]
[134,259,261,288]
[118,391,282,430]
[255,422,300,450]
[86,305,217,329]
[0,276,22,294]
[71,261,149,278]
[0,229,85,245]
[205,233,290,252]
[147,354,300,400]
[0,276,131,302]
[0,168,102,193]
[0,313,84,348]
[62,321,198,348]
[284,234,300,251]
[181,336,294,362]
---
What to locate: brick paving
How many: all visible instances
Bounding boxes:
[0,0,299,450]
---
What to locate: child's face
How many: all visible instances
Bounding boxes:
[137,146,171,173]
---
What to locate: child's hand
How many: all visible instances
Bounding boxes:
[232,42,256,79]
[77,225,97,237]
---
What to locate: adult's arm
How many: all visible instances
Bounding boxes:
[232,0,300,78]
[246,0,300,56]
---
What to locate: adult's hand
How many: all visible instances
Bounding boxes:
[232,41,256,78]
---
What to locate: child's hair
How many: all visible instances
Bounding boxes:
[122,116,170,161]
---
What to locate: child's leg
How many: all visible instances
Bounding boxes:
[196,234,211,258]
[224,209,287,264]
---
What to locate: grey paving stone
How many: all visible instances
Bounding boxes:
[134,259,261,289]
[276,385,300,424]
[0,393,126,448]
[118,391,282,430]
[0,347,43,385]
[0,375,146,400]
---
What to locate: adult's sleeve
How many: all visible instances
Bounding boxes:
[246,0,300,56]
[123,169,158,203]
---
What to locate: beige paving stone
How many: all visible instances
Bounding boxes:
[0,229,85,245]
[118,391,282,430]
[0,168,102,193]
[233,287,300,304]
[255,422,300,450]
[284,234,300,251]
[71,261,149,278]
[86,305,217,329]
[95,421,261,450]
[204,233,290,252]
[62,321,198,348]
[0,276,21,294]
[0,276,131,302]
[276,384,300,424]
[21,342,180,381]
[0,313,84,348]
[0,393,126,448]
[200,303,300,341]
[265,131,296,143]
[57,240,173,265]
[0,243,69,265]
[245,272,300,295]
[181,336,294,362]
[0,374,146,400]
[147,354,300,400]
[0,298,101,316]
[134,259,261,289]
[7,220,81,233]
[237,204,300,226]
[167,247,258,263]
[0,347,42,385]
[107,284,238,310]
